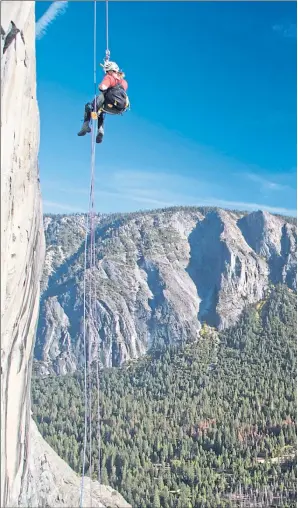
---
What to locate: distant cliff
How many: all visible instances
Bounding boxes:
[1,2,130,506]
[34,207,297,376]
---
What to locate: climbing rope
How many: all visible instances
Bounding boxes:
[79,0,113,502]
[88,132,95,507]
[105,0,110,62]
[80,211,90,508]
[88,0,98,497]
[80,0,100,506]
[80,156,96,507]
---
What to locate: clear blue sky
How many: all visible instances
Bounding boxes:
[35,1,297,216]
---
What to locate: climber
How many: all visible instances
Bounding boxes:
[77,61,129,144]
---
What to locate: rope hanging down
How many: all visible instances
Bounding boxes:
[80,0,104,504]
[105,0,110,62]
[80,211,89,508]
[80,135,97,508]
[92,0,102,490]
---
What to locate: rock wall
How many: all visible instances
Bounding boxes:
[1,2,45,505]
[1,2,130,507]
[19,418,131,508]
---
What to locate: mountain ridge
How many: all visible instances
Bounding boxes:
[35,207,297,376]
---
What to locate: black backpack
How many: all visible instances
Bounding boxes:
[104,83,127,113]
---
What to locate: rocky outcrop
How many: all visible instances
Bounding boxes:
[35,210,203,374]
[237,210,297,291]
[19,419,131,508]
[186,209,269,328]
[35,207,296,376]
[1,2,130,507]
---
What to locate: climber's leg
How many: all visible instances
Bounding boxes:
[96,112,105,144]
[77,102,92,136]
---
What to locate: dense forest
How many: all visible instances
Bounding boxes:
[32,285,297,507]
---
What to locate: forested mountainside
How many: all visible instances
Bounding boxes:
[32,285,297,508]
[34,207,297,376]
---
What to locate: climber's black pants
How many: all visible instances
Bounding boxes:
[84,94,105,129]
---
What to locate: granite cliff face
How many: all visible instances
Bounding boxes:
[35,207,296,376]
[1,2,130,507]
[1,3,45,505]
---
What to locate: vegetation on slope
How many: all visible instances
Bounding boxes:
[32,285,297,507]
[44,205,297,226]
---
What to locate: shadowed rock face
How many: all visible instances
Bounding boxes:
[1,2,130,507]
[35,207,296,376]
[187,210,227,327]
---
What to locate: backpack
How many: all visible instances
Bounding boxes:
[103,83,128,113]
